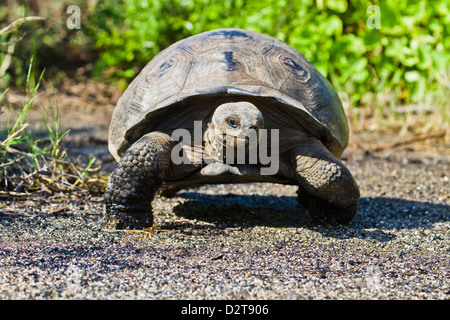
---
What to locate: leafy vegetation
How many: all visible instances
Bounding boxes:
[86,0,449,115]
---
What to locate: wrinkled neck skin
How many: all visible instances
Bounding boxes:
[204,101,264,164]
[203,124,222,161]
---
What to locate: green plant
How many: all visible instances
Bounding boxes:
[0,56,102,194]
[0,56,45,164]
[0,13,109,195]
[0,2,90,89]
[0,6,45,88]
[42,92,70,161]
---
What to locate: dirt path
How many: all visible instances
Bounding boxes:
[0,83,449,300]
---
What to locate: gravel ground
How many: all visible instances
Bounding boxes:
[0,142,449,300]
[1,87,449,300]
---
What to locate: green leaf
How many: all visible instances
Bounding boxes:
[323,15,342,36]
[405,71,421,83]
[431,50,449,72]
[364,29,381,47]
[326,0,348,13]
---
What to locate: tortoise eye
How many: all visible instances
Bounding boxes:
[227,118,237,128]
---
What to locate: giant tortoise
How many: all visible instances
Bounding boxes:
[104,28,360,229]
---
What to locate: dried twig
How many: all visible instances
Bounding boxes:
[0,16,45,35]
[0,155,26,168]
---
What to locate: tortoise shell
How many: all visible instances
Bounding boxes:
[109,28,348,161]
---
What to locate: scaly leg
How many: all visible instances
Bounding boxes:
[291,136,360,223]
[104,132,172,229]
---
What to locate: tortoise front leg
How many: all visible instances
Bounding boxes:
[290,136,360,223]
[104,132,172,229]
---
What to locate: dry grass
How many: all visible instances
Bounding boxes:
[0,62,109,197]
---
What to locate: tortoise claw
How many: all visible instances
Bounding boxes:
[306,197,358,224]
[106,203,153,230]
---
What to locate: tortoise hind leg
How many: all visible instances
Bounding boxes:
[104,132,172,229]
[290,136,360,223]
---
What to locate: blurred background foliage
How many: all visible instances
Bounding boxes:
[1,0,449,119]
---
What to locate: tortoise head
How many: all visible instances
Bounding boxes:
[209,101,264,162]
